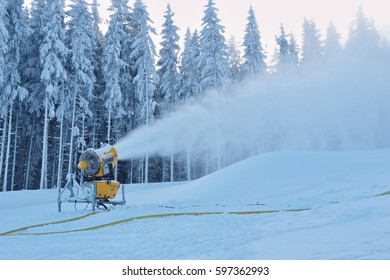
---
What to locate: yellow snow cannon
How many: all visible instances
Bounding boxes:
[78,144,118,181]
[77,144,124,208]
[57,143,126,212]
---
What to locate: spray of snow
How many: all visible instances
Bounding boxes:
[115,50,390,161]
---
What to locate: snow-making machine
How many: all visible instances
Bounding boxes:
[57,144,126,212]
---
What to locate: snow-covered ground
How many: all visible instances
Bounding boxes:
[0,149,390,260]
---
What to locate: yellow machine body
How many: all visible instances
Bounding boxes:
[78,144,118,179]
[95,147,118,178]
[96,181,120,200]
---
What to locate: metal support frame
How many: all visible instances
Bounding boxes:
[57,173,126,212]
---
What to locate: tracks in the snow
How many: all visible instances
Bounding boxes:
[0,208,310,236]
[1,189,389,237]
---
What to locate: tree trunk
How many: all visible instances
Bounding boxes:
[82,113,86,152]
[145,153,149,183]
[162,157,167,182]
[170,150,174,182]
[56,110,64,189]
[3,104,13,192]
[186,147,191,181]
[67,85,77,176]
[92,116,97,149]
[11,110,19,191]
[107,99,111,143]
[215,90,221,171]
[25,118,35,190]
[40,94,49,190]
[145,82,149,184]
[0,115,8,191]
[140,158,144,184]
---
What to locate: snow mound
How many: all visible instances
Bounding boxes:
[128,149,390,208]
[1,149,390,259]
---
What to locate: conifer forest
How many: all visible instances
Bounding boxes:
[0,0,389,191]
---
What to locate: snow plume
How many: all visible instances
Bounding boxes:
[116,49,390,161]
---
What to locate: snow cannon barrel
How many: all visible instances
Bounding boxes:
[78,144,118,180]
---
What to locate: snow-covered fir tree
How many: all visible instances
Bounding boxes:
[242,6,267,77]
[130,0,158,183]
[65,0,96,179]
[0,0,9,191]
[178,29,202,181]
[156,4,180,182]
[110,0,143,184]
[0,1,8,108]
[118,1,136,134]
[91,0,104,51]
[1,0,29,191]
[198,0,231,93]
[227,36,243,82]
[90,0,106,148]
[274,24,289,73]
[274,25,299,74]
[346,7,381,53]
[179,28,200,103]
[157,4,180,115]
[301,18,323,67]
[198,0,231,172]
[24,0,46,113]
[102,0,127,143]
[39,0,68,190]
[324,22,343,59]
[19,0,47,191]
[10,4,32,192]
[288,33,300,68]
[2,0,28,108]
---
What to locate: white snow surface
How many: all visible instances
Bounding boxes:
[1,149,390,260]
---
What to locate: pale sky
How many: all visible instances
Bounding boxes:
[97,0,390,54]
[23,0,390,54]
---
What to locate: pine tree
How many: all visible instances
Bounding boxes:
[21,0,46,190]
[112,1,142,184]
[0,0,9,191]
[92,0,104,49]
[90,0,105,149]
[2,0,28,106]
[346,7,381,53]
[0,1,8,107]
[274,24,289,73]
[130,0,158,183]
[179,28,200,103]
[39,0,68,190]
[156,4,180,182]
[179,29,201,181]
[227,36,243,82]
[65,0,96,179]
[102,0,127,143]
[324,22,343,58]
[198,0,231,171]
[118,0,135,132]
[288,33,300,68]
[24,0,46,114]
[157,4,180,115]
[242,6,267,77]
[301,18,323,67]
[274,25,299,74]
[2,0,29,191]
[198,0,230,93]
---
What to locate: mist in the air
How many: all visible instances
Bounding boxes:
[116,24,390,164]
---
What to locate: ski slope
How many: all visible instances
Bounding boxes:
[0,149,390,260]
